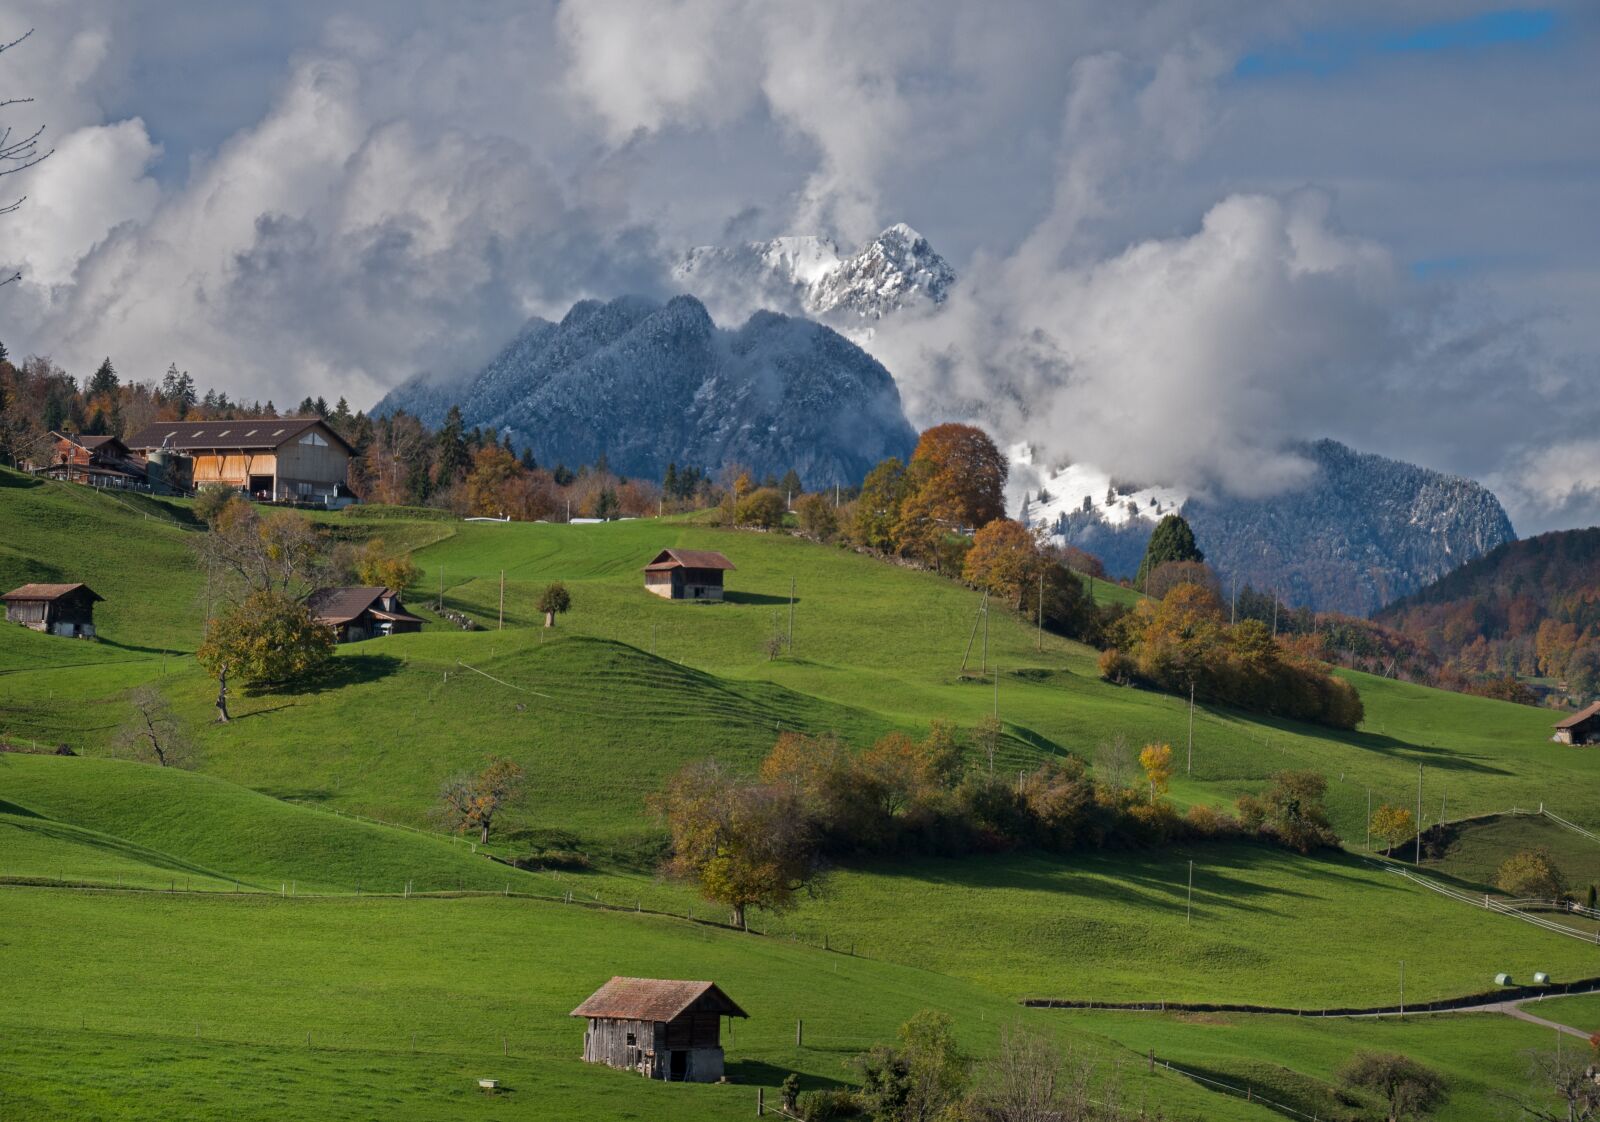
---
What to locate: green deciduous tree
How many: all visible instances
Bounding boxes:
[652,759,822,930]
[537,581,571,627]
[196,591,335,689]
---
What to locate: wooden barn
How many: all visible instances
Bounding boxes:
[571,977,747,1083]
[1553,702,1600,745]
[3,583,103,638]
[642,549,735,601]
[124,417,352,505]
[305,587,424,643]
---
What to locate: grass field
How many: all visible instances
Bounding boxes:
[4,472,1600,1119]
[1421,812,1600,895]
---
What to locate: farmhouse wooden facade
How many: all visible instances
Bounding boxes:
[1553,702,1600,745]
[571,977,747,1083]
[29,432,191,495]
[642,549,736,601]
[305,587,424,643]
[3,583,103,638]
[124,417,353,505]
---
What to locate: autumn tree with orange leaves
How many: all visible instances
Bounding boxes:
[898,422,1008,533]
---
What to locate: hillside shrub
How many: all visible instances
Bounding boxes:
[1101,583,1364,729]
[1495,847,1568,899]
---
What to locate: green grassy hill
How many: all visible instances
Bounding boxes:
[2,474,1596,1118]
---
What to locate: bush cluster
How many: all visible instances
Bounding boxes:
[1100,583,1364,730]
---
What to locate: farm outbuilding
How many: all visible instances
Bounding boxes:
[305,587,424,643]
[642,549,735,601]
[3,583,104,638]
[571,977,747,1083]
[1552,702,1600,745]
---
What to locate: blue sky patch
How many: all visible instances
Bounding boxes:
[1236,9,1557,78]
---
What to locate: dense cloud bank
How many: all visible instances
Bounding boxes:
[0,1,1596,530]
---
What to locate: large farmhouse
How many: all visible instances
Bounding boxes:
[3,583,103,638]
[1553,702,1600,745]
[124,417,352,505]
[642,549,735,601]
[571,977,747,1083]
[305,587,424,643]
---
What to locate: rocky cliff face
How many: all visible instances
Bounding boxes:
[373,294,917,487]
[1042,439,1516,616]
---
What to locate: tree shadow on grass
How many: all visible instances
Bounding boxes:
[1230,708,1513,776]
[98,639,190,658]
[724,1059,849,1093]
[722,591,801,606]
[243,653,403,697]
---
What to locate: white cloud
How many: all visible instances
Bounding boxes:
[0,0,1593,534]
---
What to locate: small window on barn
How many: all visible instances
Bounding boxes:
[626,1032,636,1046]
[299,431,328,447]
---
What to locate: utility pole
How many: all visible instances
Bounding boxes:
[1186,682,1195,775]
[498,569,504,630]
[788,577,795,651]
[1186,860,1194,926]
[982,596,989,675]
[1036,571,1044,652]
[438,565,445,611]
[960,592,988,673]
[1415,764,1423,866]
[1366,789,1372,850]
[1230,575,1237,625]
[994,663,999,718]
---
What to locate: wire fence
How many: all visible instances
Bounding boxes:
[1382,862,1600,944]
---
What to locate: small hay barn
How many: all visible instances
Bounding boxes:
[642,549,735,601]
[571,977,747,1083]
[2,583,103,638]
[1553,701,1600,745]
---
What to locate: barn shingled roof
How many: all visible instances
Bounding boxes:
[304,587,421,626]
[570,977,748,1022]
[2,583,103,603]
[1553,701,1600,729]
[641,548,736,572]
[123,417,353,455]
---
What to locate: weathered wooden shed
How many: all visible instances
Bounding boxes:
[571,977,747,1083]
[2,583,104,638]
[642,549,736,601]
[1553,701,1600,745]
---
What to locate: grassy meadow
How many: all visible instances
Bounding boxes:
[2,470,1598,1118]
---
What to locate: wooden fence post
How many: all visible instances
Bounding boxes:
[796,1019,803,1048]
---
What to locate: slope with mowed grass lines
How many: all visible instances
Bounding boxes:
[0,889,1267,1122]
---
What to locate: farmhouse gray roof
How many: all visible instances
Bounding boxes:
[641,548,736,572]
[2,583,103,603]
[123,417,353,454]
[570,978,748,1022]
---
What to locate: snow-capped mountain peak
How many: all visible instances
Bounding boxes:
[673,223,955,327]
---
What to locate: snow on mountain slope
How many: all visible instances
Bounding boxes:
[674,223,954,327]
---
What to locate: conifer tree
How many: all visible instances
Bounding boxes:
[1135,513,1204,590]
[87,357,118,397]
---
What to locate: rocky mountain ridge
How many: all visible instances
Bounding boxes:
[373,294,918,487]
[1033,439,1516,616]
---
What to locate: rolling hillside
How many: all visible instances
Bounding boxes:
[2,472,1596,1119]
